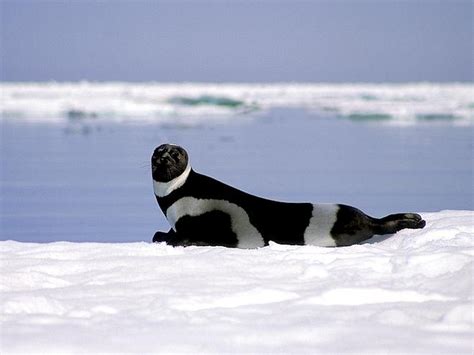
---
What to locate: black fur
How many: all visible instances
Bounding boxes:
[152,144,426,248]
[156,170,313,246]
[152,144,188,182]
[176,211,238,247]
[331,206,426,246]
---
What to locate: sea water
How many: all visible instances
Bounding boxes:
[1,83,473,242]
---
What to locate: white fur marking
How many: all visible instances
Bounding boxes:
[166,197,265,248]
[304,204,339,247]
[153,163,191,197]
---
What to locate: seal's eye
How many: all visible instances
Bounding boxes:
[171,151,179,160]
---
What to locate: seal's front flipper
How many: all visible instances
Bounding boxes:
[152,228,177,243]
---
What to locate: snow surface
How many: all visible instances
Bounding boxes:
[1,210,473,354]
[1,82,473,125]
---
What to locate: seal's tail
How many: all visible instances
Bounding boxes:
[372,213,426,235]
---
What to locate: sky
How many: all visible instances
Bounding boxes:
[1,0,472,83]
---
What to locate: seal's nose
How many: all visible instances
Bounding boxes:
[152,151,172,165]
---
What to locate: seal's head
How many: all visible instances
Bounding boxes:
[151,144,189,182]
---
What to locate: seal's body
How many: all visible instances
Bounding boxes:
[152,144,425,248]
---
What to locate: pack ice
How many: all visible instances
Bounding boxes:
[1,210,473,354]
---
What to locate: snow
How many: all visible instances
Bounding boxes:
[1,210,473,354]
[1,82,473,125]
[1,81,472,353]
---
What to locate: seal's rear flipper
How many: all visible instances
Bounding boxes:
[375,213,426,234]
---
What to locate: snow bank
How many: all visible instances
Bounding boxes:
[1,82,472,125]
[1,210,473,354]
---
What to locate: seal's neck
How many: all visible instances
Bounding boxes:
[153,163,192,197]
